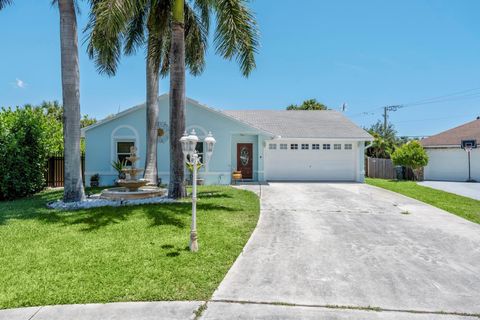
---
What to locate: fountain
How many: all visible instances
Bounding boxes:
[101,146,166,200]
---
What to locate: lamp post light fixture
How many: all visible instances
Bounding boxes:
[180,129,216,252]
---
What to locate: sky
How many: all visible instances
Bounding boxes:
[1,0,480,137]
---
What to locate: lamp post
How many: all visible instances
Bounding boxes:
[180,129,216,252]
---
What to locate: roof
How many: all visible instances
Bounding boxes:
[82,95,372,140]
[222,109,373,139]
[421,118,480,147]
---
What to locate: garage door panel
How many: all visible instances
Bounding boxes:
[265,147,356,181]
[426,149,480,181]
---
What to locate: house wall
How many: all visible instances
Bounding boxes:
[85,96,267,186]
[424,148,480,181]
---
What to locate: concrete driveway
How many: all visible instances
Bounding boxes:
[204,183,480,319]
[418,181,480,200]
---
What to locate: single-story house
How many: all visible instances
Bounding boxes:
[421,117,479,181]
[82,94,373,186]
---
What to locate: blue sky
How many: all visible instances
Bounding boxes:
[1,0,480,136]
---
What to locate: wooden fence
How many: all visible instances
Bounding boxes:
[45,154,85,187]
[365,157,423,180]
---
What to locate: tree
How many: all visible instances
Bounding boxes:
[287,99,328,110]
[391,141,428,180]
[0,107,50,199]
[366,120,398,158]
[87,0,208,186]
[1,0,86,202]
[168,0,259,199]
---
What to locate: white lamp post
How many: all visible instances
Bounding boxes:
[180,129,216,252]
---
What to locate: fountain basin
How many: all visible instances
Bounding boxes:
[100,186,166,200]
[117,178,149,192]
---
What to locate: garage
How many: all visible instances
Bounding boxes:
[424,148,479,181]
[264,140,358,181]
[224,109,373,183]
[421,118,480,182]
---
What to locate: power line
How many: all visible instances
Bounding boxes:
[350,86,480,119]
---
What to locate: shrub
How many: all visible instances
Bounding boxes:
[0,106,50,200]
[391,140,429,180]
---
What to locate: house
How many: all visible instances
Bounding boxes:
[421,118,480,181]
[82,95,373,186]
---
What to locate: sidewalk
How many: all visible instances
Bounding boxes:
[0,301,204,320]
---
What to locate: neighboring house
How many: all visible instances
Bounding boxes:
[82,94,373,186]
[421,118,480,181]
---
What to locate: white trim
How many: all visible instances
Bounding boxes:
[110,125,140,171]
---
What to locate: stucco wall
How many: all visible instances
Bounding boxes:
[84,96,267,186]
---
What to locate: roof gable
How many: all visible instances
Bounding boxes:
[421,118,480,147]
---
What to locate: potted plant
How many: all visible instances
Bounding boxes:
[186,161,204,185]
[90,174,100,187]
[111,160,126,180]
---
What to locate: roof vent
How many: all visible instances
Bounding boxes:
[477,116,480,120]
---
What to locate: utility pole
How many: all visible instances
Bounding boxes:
[383,105,403,137]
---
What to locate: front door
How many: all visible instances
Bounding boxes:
[237,143,253,179]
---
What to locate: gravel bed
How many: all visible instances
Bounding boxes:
[47,195,175,210]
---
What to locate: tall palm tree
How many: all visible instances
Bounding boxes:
[87,0,207,185]
[1,0,86,202]
[168,0,259,199]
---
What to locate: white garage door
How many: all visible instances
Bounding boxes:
[265,142,357,181]
[425,148,479,181]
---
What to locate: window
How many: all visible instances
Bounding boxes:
[290,144,298,150]
[269,143,277,150]
[301,144,309,150]
[312,144,320,150]
[187,142,204,162]
[334,144,341,150]
[344,144,353,150]
[323,144,331,150]
[117,141,135,165]
[280,143,288,150]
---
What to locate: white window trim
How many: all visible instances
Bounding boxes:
[111,125,140,171]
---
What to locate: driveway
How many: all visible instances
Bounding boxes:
[418,181,480,200]
[204,183,480,319]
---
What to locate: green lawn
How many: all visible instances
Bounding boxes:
[366,178,480,224]
[0,186,259,309]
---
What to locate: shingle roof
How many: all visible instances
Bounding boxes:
[221,110,373,139]
[421,118,480,147]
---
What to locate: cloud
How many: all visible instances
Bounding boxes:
[13,78,27,89]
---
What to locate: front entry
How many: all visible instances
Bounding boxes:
[237,143,253,179]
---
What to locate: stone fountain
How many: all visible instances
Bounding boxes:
[101,146,165,200]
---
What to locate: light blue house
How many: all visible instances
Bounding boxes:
[82,94,372,186]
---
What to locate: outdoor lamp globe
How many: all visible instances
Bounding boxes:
[180,131,189,158]
[204,131,216,157]
[186,129,199,157]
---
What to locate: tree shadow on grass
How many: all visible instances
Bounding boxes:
[0,187,242,231]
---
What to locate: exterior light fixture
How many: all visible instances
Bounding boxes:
[181,129,215,252]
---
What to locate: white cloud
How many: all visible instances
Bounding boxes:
[13,78,27,89]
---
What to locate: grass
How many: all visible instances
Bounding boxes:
[0,186,260,309]
[366,178,480,224]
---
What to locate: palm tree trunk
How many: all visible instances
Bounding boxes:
[143,45,159,185]
[168,0,186,199]
[59,0,85,202]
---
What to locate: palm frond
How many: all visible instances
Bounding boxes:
[185,1,208,76]
[85,0,148,75]
[0,0,14,10]
[213,0,259,77]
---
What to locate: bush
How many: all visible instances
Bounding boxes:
[391,141,429,180]
[0,106,50,200]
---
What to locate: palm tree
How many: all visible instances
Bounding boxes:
[168,0,259,199]
[87,0,207,186]
[1,0,86,202]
